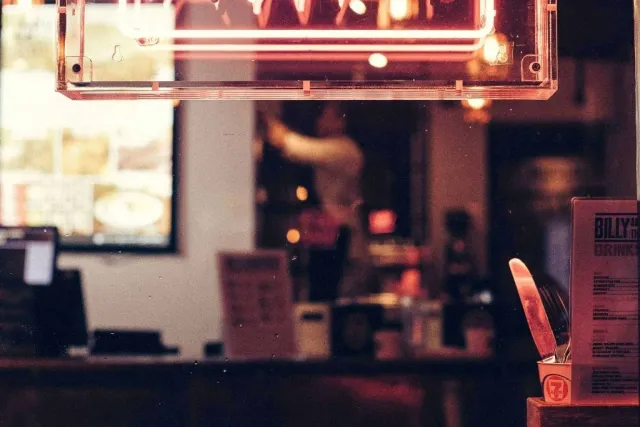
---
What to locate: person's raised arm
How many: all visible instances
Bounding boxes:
[264,115,362,173]
[282,132,362,171]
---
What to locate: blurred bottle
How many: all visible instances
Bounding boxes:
[461,309,494,356]
[401,297,443,355]
[443,210,477,303]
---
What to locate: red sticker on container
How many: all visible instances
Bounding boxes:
[545,375,570,402]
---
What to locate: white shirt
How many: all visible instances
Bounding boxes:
[282,132,367,261]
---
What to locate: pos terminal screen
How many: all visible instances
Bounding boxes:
[0,226,57,285]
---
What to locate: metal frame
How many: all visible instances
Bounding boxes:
[635,0,639,291]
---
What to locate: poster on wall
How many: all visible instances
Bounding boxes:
[0,4,177,251]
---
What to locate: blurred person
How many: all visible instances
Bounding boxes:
[263,102,370,300]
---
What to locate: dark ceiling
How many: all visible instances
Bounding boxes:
[559,0,634,60]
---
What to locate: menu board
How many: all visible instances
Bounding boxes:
[0,5,176,251]
[570,198,639,404]
[218,251,297,359]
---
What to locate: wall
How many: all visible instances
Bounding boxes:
[58,4,255,359]
[428,105,488,277]
[605,63,637,198]
[428,58,637,276]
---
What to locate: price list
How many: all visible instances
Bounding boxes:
[571,199,639,404]
[218,251,296,359]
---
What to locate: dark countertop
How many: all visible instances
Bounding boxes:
[0,352,535,380]
[0,355,540,427]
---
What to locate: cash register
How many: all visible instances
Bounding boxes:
[0,226,87,357]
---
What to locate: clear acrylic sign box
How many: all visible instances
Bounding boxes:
[54,0,558,100]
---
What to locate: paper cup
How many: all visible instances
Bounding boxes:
[537,361,571,404]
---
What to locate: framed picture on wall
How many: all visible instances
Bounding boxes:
[0,2,179,252]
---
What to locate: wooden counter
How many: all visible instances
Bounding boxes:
[0,354,499,375]
[527,398,639,427]
[0,356,538,427]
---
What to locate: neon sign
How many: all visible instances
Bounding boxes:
[114,0,495,55]
[55,0,558,100]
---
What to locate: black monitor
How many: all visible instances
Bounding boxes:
[32,269,89,356]
[0,226,58,286]
[0,227,87,356]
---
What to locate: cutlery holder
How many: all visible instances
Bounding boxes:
[537,361,571,404]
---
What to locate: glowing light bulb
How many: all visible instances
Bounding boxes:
[482,35,501,63]
[287,229,301,244]
[249,0,264,15]
[461,99,492,124]
[349,0,366,14]
[465,98,486,110]
[294,0,306,12]
[368,53,388,68]
[296,186,308,201]
[293,0,312,25]
[389,0,409,20]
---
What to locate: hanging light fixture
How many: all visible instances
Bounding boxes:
[368,53,388,68]
[349,0,366,14]
[461,98,492,124]
[389,0,417,21]
[377,0,419,28]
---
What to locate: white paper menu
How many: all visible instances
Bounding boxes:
[570,198,639,404]
[218,250,297,360]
